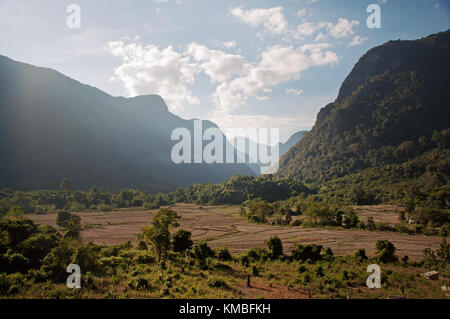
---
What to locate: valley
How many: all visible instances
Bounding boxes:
[28,204,442,260]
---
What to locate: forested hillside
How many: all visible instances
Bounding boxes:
[278,30,450,186]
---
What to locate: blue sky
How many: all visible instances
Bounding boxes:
[0,0,449,142]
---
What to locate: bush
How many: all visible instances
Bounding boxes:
[252,265,259,276]
[56,211,80,228]
[192,241,215,261]
[267,236,283,259]
[42,240,75,281]
[292,244,325,262]
[354,248,368,262]
[207,277,229,290]
[297,264,307,274]
[7,253,31,273]
[241,255,250,267]
[376,240,398,263]
[19,233,59,268]
[246,247,269,262]
[216,247,232,261]
[291,220,302,226]
[73,242,101,273]
[172,229,193,253]
[128,276,152,290]
[137,240,148,250]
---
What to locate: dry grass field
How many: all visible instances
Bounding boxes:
[28,204,442,260]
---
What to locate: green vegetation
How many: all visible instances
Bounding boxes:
[1,211,448,299]
[278,31,450,184]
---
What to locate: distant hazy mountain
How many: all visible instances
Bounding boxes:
[233,130,307,174]
[277,30,450,183]
[0,55,254,192]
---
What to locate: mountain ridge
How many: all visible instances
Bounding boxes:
[0,55,255,192]
[277,29,450,183]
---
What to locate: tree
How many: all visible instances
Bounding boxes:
[60,179,72,192]
[5,206,24,219]
[376,240,397,263]
[172,229,193,253]
[142,209,180,265]
[266,236,283,259]
[344,208,360,228]
[56,211,79,228]
[56,211,82,239]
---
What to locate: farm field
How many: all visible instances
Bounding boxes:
[28,204,441,260]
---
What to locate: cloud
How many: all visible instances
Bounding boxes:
[211,43,338,116]
[291,18,360,41]
[349,35,369,46]
[297,9,307,18]
[230,6,289,34]
[186,43,249,83]
[107,39,199,112]
[293,21,326,38]
[221,41,237,48]
[327,18,360,38]
[286,88,303,95]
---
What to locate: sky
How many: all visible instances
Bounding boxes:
[0,0,449,143]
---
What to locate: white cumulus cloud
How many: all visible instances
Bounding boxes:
[349,35,369,46]
[211,43,338,116]
[231,6,289,34]
[186,43,249,83]
[327,18,360,38]
[107,39,199,112]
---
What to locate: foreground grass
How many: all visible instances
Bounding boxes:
[3,247,449,299]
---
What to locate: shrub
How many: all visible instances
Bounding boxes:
[292,244,325,262]
[315,265,325,277]
[207,277,229,290]
[56,211,80,228]
[19,233,59,268]
[354,248,368,262]
[267,236,283,259]
[172,229,193,253]
[72,242,101,274]
[246,247,269,262]
[367,217,376,231]
[241,255,250,267]
[192,241,215,261]
[216,247,232,261]
[291,220,302,226]
[42,240,75,281]
[297,264,307,274]
[128,277,152,290]
[376,240,398,263]
[7,253,31,274]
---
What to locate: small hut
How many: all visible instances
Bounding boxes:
[423,271,439,280]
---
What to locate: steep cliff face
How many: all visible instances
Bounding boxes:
[277,30,450,183]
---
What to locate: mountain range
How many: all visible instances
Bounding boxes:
[0,55,256,192]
